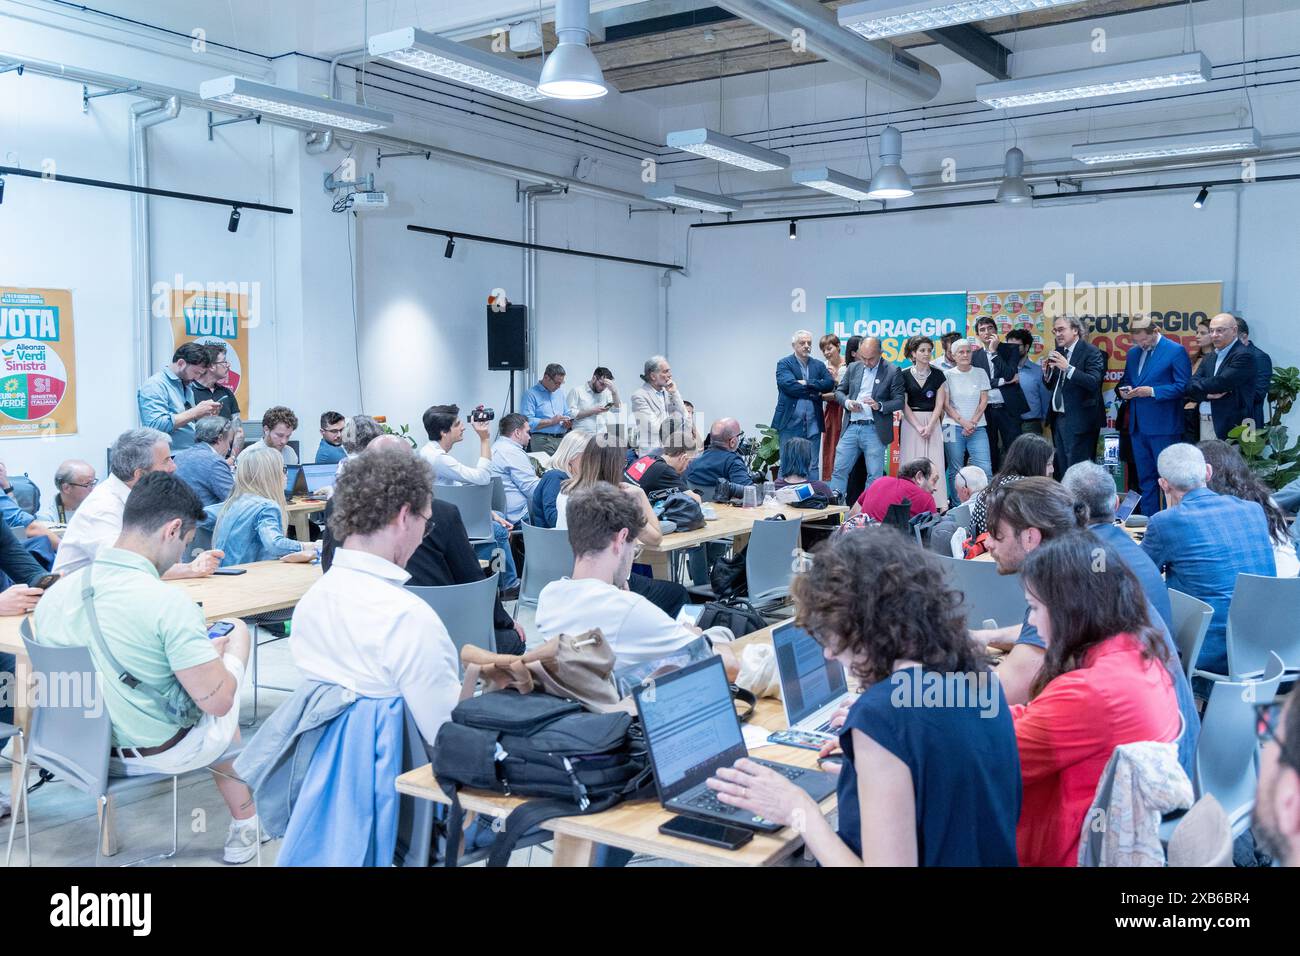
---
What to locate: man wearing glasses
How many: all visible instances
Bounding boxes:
[37,459,98,525]
[315,411,347,465]
[191,343,241,421]
[1256,695,1300,866]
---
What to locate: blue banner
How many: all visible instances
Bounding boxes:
[826,292,967,366]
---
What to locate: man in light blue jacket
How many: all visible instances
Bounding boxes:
[136,342,222,452]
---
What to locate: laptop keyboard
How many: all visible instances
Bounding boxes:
[687,791,737,815]
[751,758,806,780]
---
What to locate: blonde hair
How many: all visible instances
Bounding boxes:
[551,430,591,475]
[215,445,288,539]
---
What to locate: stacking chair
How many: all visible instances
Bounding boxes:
[933,554,1028,629]
[8,635,254,866]
[1210,574,1300,681]
[518,522,574,609]
[1168,589,1212,682]
[490,476,507,516]
[947,501,972,531]
[1,721,26,865]
[746,517,802,612]
[407,574,499,668]
[434,483,495,548]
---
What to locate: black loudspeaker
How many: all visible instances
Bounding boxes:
[487,304,528,370]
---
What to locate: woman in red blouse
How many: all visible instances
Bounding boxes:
[1012,531,1181,867]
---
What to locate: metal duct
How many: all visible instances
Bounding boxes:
[129,95,181,392]
[711,0,941,102]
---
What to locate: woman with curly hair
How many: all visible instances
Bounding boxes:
[1198,438,1300,576]
[707,526,1021,866]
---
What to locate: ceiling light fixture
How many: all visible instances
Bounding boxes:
[666,128,789,172]
[1193,185,1210,208]
[369,27,546,102]
[444,236,456,258]
[538,0,608,100]
[867,126,913,200]
[227,206,241,232]
[996,147,1032,204]
[976,52,1212,109]
[838,0,1086,41]
[645,183,742,213]
[199,76,393,131]
[791,166,874,201]
[1072,127,1261,165]
[789,220,797,239]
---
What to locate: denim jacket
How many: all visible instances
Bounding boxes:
[210,495,301,566]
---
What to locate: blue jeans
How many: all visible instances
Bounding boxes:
[474,519,518,590]
[778,430,822,481]
[830,422,885,496]
[943,424,992,490]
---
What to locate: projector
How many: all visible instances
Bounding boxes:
[347,191,389,210]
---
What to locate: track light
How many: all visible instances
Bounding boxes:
[227,206,241,232]
[788,220,797,239]
[0,177,5,206]
[444,236,456,258]
[1193,185,1210,209]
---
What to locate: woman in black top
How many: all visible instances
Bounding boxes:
[899,336,949,509]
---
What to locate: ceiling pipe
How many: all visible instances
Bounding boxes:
[710,0,941,102]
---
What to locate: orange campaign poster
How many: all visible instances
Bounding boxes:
[0,287,78,438]
[169,288,250,414]
[967,290,1049,359]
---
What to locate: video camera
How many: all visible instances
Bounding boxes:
[468,405,495,423]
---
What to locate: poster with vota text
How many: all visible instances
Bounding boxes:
[825,292,967,367]
[0,287,78,438]
[169,288,250,415]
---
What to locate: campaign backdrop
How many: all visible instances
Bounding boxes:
[0,287,78,438]
[169,289,250,414]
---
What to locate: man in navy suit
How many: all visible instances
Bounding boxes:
[772,330,836,480]
[1117,314,1191,516]
[1238,317,1273,427]
[1186,312,1257,441]
[1043,315,1106,475]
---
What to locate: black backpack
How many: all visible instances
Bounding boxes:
[696,596,768,637]
[431,690,651,867]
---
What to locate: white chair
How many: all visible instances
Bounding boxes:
[434,483,495,548]
[518,522,574,609]
[1168,588,1212,682]
[933,554,1027,629]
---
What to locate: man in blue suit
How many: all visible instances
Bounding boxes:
[772,330,836,480]
[1142,443,1275,676]
[1117,315,1191,516]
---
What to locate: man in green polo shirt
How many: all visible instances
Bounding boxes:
[35,472,260,863]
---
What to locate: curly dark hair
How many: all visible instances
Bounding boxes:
[1198,439,1290,544]
[1022,531,1169,699]
[328,446,433,541]
[791,525,989,687]
[261,405,299,432]
[903,335,934,360]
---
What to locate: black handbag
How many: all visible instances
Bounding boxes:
[696,596,767,637]
[659,492,705,531]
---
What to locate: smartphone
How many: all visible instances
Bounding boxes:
[767,728,833,751]
[207,621,236,640]
[32,573,61,590]
[212,568,247,576]
[658,815,753,851]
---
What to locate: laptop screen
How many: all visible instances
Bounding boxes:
[283,465,302,498]
[1116,490,1141,522]
[633,657,746,801]
[301,463,338,494]
[772,621,847,727]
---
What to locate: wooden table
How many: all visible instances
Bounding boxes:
[2,560,322,827]
[286,498,326,541]
[394,623,839,867]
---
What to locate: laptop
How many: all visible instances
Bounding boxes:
[283,465,305,498]
[1115,490,1141,524]
[632,656,837,833]
[772,621,852,743]
[301,462,338,496]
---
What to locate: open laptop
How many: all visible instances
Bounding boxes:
[1115,489,1141,524]
[772,621,852,743]
[283,464,305,498]
[632,656,837,833]
[301,462,338,496]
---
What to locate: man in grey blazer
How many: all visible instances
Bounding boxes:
[830,336,905,496]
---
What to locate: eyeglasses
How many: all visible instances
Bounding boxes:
[66,479,98,489]
[1257,702,1300,770]
[214,360,231,369]
[323,427,344,436]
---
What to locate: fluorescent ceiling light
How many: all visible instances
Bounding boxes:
[1072,127,1261,165]
[646,183,742,213]
[792,167,874,201]
[369,27,545,102]
[199,76,393,131]
[666,128,789,172]
[839,0,1086,41]
[976,52,1211,109]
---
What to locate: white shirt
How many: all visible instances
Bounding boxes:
[555,491,570,529]
[630,383,686,454]
[290,548,460,745]
[567,384,617,435]
[942,367,991,428]
[52,474,132,574]
[1199,340,1237,416]
[851,363,880,423]
[490,437,540,524]
[420,441,492,487]
[239,438,299,466]
[535,576,698,667]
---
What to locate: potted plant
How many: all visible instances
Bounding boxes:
[1228,366,1300,490]
[373,416,418,449]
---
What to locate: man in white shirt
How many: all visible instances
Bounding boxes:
[490,413,540,526]
[239,405,300,466]
[52,427,223,578]
[535,483,704,667]
[566,367,621,436]
[630,355,686,455]
[290,441,459,745]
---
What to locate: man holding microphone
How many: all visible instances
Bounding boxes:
[1116,315,1191,516]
